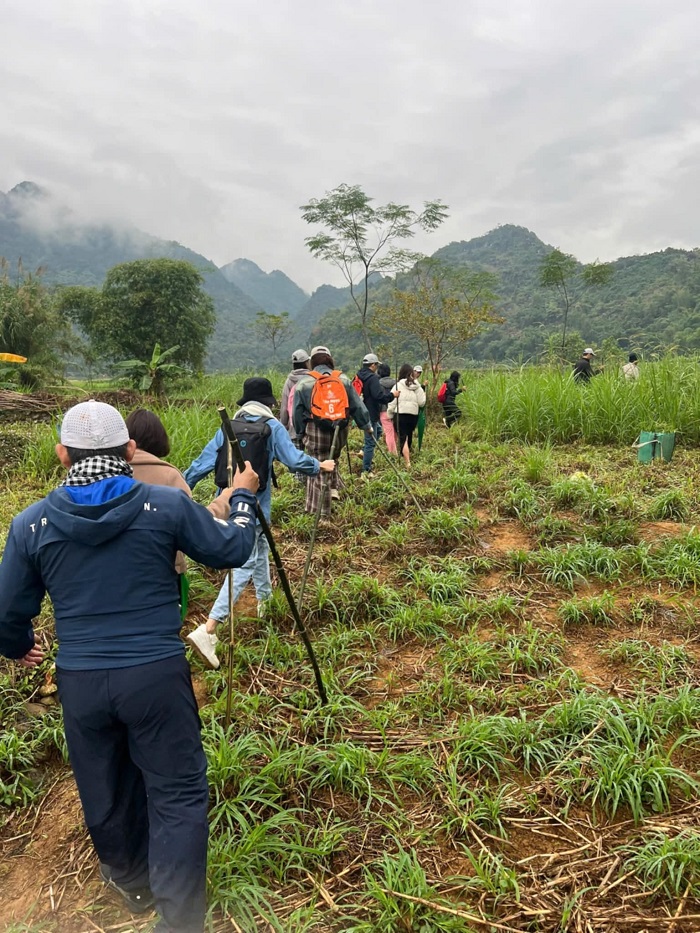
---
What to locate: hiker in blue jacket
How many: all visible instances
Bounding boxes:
[355,352,398,477]
[184,376,335,668]
[0,400,260,933]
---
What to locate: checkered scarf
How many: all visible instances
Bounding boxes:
[61,456,134,487]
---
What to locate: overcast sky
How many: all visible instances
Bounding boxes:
[2,0,699,291]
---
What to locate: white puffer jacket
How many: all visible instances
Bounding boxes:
[387,379,426,417]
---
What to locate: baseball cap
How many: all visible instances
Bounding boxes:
[584,347,595,355]
[310,345,330,356]
[61,401,130,450]
[292,348,310,364]
[237,377,277,408]
[362,353,380,365]
[413,365,423,373]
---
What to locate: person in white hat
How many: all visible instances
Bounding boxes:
[355,352,399,476]
[0,400,259,932]
[573,347,600,383]
[279,348,310,444]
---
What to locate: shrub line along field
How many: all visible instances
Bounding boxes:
[1,368,700,932]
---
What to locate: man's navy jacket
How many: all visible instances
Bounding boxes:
[0,479,257,670]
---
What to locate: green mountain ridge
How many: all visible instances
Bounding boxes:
[3,183,700,372]
[310,224,700,366]
[219,257,308,316]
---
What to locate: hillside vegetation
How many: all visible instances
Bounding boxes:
[3,182,700,371]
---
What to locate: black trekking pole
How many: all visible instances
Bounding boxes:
[223,434,236,728]
[298,423,342,609]
[218,407,328,705]
[366,430,422,511]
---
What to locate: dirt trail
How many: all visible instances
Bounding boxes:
[0,772,148,932]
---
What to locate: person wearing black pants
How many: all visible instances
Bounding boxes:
[442,371,464,428]
[58,656,208,930]
[387,363,426,469]
[0,401,260,933]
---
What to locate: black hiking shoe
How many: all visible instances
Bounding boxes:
[99,864,154,913]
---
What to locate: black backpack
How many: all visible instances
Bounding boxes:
[214,416,272,491]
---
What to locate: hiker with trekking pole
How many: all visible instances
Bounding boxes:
[0,401,260,932]
[183,377,335,670]
[292,346,370,516]
[352,353,399,478]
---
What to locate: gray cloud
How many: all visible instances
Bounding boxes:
[2,0,700,289]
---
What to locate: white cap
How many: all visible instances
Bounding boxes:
[413,365,423,372]
[584,347,595,356]
[310,345,330,356]
[292,348,310,364]
[362,353,380,365]
[61,400,129,450]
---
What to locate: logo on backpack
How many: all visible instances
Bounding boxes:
[437,382,448,404]
[214,416,272,490]
[308,370,350,431]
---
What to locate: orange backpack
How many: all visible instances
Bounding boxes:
[308,370,350,431]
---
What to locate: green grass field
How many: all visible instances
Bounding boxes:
[1,368,700,931]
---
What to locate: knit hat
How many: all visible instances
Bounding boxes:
[236,377,277,408]
[61,401,129,450]
[292,348,310,364]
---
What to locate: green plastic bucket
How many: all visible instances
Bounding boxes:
[635,431,676,463]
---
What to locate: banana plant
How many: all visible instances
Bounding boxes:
[113,343,187,397]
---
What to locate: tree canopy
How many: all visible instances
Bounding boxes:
[373,260,502,386]
[301,184,448,351]
[58,259,215,371]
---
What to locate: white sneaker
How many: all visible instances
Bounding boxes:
[330,489,340,500]
[186,624,220,669]
[257,600,267,618]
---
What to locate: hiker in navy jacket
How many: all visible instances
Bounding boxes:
[0,401,260,933]
[356,353,398,476]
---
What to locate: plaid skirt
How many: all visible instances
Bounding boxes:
[303,421,347,517]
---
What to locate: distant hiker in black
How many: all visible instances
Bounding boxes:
[573,348,600,384]
[442,371,463,427]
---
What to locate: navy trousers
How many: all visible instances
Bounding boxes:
[57,654,209,932]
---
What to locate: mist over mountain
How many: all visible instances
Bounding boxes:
[0,182,265,369]
[3,184,700,373]
[219,258,308,316]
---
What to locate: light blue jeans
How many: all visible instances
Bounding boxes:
[209,525,271,621]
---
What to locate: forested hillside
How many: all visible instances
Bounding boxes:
[0,183,265,370]
[311,224,700,365]
[3,182,700,373]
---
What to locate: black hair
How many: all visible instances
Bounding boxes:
[293,361,310,371]
[65,444,129,464]
[629,353,639,363]
[125,409,170,457]
[450,371,461,384]
[398,363,415,385]
[377,362,391,378]
[310,352,334,369]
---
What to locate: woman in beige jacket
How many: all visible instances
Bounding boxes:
[125,410,229,575]
[386,363,427,469]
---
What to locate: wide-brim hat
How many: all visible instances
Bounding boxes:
[237,377,277,408]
